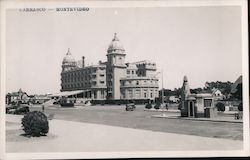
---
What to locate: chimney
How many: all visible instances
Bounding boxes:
[82,56,85,68]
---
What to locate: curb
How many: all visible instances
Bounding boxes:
[144,109,180,113]
[151,115,243,123]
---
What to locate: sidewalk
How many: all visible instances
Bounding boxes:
[151,114,243,123]
[6,115,243,152]
[144,108,180,113]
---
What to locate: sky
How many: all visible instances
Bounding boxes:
[6,6,242,94]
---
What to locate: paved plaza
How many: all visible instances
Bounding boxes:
[30,104,243,140]
[6,113,243,153]
[5,104,244,153]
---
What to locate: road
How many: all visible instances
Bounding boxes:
[30,104,243,140]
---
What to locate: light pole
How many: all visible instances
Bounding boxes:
[161,69,165,116]
[150,71,161,104]
[161,69,164,105]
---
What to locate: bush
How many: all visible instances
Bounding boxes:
[145,103,152,109]
[216,102,225,112]
[21,111,49,137]
[238,102,243,111]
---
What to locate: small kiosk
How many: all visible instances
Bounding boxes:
[180,76,217,118]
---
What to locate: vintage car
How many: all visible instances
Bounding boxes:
[6,105,17,114]
[125,103,136,111]
[14,105,30,114]
[7,104,30,114]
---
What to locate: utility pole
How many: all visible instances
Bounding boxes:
[161,69,165,116]
[161,69,164,106]
[155,71,161,104]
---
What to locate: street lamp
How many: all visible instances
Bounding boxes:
[149,71,161,104]
[161,69,166,116]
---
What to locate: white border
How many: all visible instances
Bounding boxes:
[1,0,249,159]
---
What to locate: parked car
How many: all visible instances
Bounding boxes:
[53,101,59,105]
[145,103,153,109]
[125,103,136,111]
[6,105,17,114]
[6,104,30,114]
[14,105,30,114]
[154,103,161,110]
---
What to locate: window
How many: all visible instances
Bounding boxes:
[127,71,130,74]
[101,90,104,98]
[150,93,153,98]
[144,93,147,98]
[135,89,140,98]
[132,71,134,74]
[128,90,133,99]
[204,99,212,108]
[94,91,97,99]
[136,81,139,85]
[100,81,105,84]
[100,74,105,77]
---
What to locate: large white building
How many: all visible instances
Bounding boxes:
[61,33,159,101]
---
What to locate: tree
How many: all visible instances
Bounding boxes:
[205,81,233,95]
[238,102,243,111]
[190,88,203,94]
[216,102,225,112]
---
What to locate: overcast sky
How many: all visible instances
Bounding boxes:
[6,6,242,94]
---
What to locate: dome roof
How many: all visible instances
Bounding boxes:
[107,33,125,53]
[63,48,76,64]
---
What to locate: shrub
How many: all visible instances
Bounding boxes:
[216,102,225,112]
[145,103,152,109]
[21,111,49,137]
[238,102,243,111]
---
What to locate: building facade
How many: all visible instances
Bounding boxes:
[6,88,29,104]
[61,33,159,100]
[180,76,217,118]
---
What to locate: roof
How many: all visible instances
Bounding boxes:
[211,88,222,94]
[8,91,28,96]
[62,63,106,73]
[131,60,156,65]
[187,96,196,100]
[195,93,213,98]
[231,75,242,93]
[120,77,158,81]
[50,90,89,97]
[63,48,76,64]
[107,33,125,53]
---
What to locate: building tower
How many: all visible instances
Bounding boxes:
[180,75,191,116]
[106,33,126,99]
[62,48,76,72]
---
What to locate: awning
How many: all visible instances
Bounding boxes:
[50,90,90,97]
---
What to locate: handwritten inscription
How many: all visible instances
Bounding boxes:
[19,7,89,12]
[56,7,89,11]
